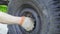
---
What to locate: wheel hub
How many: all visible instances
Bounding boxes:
[20,10,36,32]
[18,8,41,33]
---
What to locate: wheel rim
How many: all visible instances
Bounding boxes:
[18,8,41,33]
[20,11,36,31]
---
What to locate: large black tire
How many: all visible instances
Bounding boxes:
[8,0,60,34]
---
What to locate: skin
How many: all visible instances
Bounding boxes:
[0,11,20,24]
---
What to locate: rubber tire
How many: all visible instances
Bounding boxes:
[8,0,60,34]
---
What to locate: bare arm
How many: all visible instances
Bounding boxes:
[0,12,20,24]
[0,11,34,31]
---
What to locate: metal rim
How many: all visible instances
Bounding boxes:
[18,8,41,33]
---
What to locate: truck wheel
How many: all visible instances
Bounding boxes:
[8,0,60,34]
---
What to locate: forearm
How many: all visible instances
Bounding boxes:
[0,12,20,24]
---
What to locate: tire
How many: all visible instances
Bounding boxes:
[8,0,60,34]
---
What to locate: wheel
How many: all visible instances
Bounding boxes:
[8,0,60,34]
